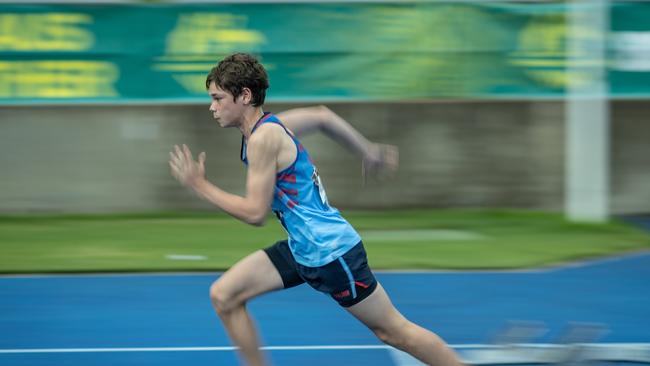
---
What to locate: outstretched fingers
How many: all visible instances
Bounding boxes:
[198,151,206,169]
[380,144,399,175]
[182,144,194,163]
[169,149,181,169]
[168,144,207,187]
[362,143,399,184]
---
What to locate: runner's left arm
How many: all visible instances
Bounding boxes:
[277,105,398,181]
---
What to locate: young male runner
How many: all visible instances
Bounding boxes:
[169,53,462,366]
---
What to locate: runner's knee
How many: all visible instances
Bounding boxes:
[209,280,242,315]
[371,321,409,349]
[373,327,391,344]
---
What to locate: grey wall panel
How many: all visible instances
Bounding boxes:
[611,102,650,214]
[0,101,646,214]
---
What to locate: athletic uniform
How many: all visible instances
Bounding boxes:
[241,113,377,307]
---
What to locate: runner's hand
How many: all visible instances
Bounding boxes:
[169,144,206,188]
[362,143,399,185]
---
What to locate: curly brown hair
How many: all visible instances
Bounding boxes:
[205,53,269,107]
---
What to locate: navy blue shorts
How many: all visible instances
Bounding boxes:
[263,240,378,307]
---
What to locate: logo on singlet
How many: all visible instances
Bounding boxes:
[311,167,329,206]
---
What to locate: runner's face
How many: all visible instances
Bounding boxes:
[208,82,245,128]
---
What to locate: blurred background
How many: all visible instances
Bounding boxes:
[0,0,648,218]
[0,1,649,366]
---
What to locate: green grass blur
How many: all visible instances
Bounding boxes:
[0,209,648,273]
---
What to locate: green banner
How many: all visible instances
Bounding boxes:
[0,2,648,103]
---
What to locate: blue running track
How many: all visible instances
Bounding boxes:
[1,252,649,366]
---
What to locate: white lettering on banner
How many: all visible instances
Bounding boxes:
[610,32,650,71]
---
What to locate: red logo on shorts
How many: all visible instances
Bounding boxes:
[333,290,350,299]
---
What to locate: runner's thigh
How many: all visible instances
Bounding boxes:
[345,282,408,330]
[213,249,285,304]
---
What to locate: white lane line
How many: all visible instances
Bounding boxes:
[389,348,426,366]
[165,254,207,261]
[1,343,648,360]
[0,345,390,354]
[360,229,485,242]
